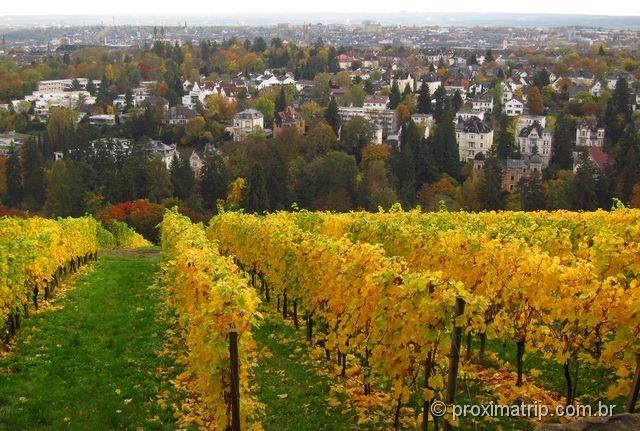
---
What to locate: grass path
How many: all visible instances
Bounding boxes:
[0,249,176,431]
[252,312,357,431]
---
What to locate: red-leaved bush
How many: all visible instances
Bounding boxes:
[99,200,164,243]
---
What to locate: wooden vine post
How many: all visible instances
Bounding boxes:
[443,297,465,431]
[229,328,241,431]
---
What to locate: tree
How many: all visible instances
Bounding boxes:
[275,86,287,113]
[451,91,463,113]
[416,175,460,210]
[264,142,290,210]
[389,81,401,110]
[519,171,546,210]
[527,86,545,115]
[170,155,195,201]
[324,97,341,135]
[44,160,87,217]
[431,112,459,178]
[417,83,432,114]
[21,140,45,208]
[245,164,269,212]
[485,49,494,62]
[254,96,275,128]
[395,120,423,206]
[494,115,516,159]
[300,151,357,211]
[571,158,599,210]
[180,117,213,146]
[199,152,229,211]
[477,156,505,210]
[306,122,338,157]
[146,157,173,202]
[299,101,325,128]
[5,145,22,207]
[432,86,448,122]
[345,85,365,107]
[47,107,77,154]
[533,69,551,89]
[340,117,374,163]
[550,112,576,170]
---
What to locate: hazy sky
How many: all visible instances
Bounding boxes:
[2,0,640,16]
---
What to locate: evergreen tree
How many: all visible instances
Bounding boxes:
[451,91,463,113]
[519,171,546,210]
[571,158,599,210]
[5,145,23,207]
[402,84,412,100]
[485,49,494,62]
[276,86,287,113]
[44,160,86,217]
[324,97,341,135]
[432,112,459,177]
[417,83,432,114]
[432,86,449,122]
[396,120,421,206]
[246,164,269,212]
[264,142,290,210]
[21,140,46,208]
[86,79,96,96]
[169,155,195,201]
[494,115,516,159]
[199,152,229,211]
[614,123,640,201]
[389,81,401,109]
[477,156,505,210]
[551,112,576,169]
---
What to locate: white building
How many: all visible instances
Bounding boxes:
[338,106,397,136]
[504,98,524,116]
[576,121,605,147]
[455,117,494,162]
[37,78,101,93]
[232,109,265,141]
[517,121,552,167]
[363,95,389,110]
[471,94,493,112]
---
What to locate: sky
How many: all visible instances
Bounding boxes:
[2,0,640,16]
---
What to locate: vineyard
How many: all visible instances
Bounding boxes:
[160,208,640,430]
[1,209,638,430]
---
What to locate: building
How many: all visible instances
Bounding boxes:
[501,155,543,192]
[0,131,31,155]
[274,106,305,138]
[517,121,552,167]
[455,117,494,162]
[166,107,197,125]
[363,95,389,110]
[37,78,101,93]
[89,114,116,126]
[149,140,177,168]
[338,106,397,137]
[576,120,605,147]
[504,99,524,116]
[471,94,493,112]
[232,109,265,141]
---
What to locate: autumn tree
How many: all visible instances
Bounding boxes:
[527,86,545,115]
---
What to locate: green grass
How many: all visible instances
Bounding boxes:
[0,249,177,431]
[252,314,357,431]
